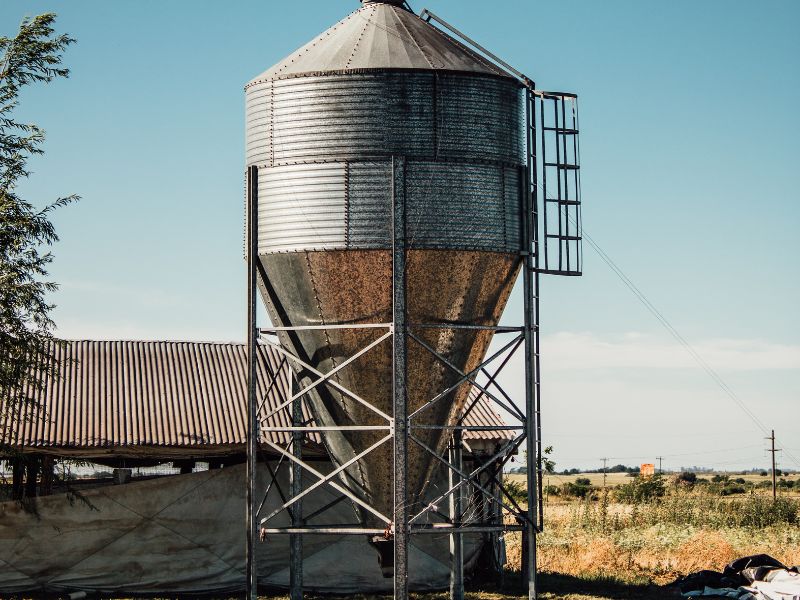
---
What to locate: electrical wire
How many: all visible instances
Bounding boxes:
[536,182,800,468]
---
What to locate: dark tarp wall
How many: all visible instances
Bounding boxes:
[0,462,484,595]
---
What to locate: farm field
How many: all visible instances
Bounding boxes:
[499,473,800,599]
[507,471,800,491]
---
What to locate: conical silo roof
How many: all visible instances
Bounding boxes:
[248,2,510,84]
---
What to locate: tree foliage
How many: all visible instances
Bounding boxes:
[0,13,76,428]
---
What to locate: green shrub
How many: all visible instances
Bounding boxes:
[562,479,595,499]
[615,475,666,504]
[543,485,560,496]
[503,478,527,503]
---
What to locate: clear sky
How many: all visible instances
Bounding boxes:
[2,0,798,471]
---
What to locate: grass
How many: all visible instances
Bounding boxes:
[507,471,800,492]
[502,485,800,590]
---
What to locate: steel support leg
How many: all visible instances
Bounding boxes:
[289,382,303,600]
[392,156,409,600]
[523,101,540,599]
[246,165,259,600]
[449,431,464,600]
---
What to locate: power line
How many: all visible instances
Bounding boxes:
[540,191,800,469]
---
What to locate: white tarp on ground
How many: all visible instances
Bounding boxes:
[0,464,482,595]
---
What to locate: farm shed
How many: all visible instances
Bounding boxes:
[0,340,511,594]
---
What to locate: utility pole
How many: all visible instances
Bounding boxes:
[656,456,663,474]
[767,430,779,500]
[601,458,608,489]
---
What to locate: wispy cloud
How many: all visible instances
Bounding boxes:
[542,332,800,371]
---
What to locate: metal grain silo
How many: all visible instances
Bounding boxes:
[245,0,524,536]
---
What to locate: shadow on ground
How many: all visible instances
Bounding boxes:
[533,572,680,599]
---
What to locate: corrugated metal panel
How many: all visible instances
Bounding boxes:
[347,160,392,248]
[463,389,515,441]
[246,73,522,169]
[245,80,272,167]
[0,341,300,454]
[437,75,525,165]
[247,3,511,84]
[258,162,347,254]
[504,166,523,249]
[1,340,508,454]
[256,160,522,253]
[247,73,435,167]
[406,161,522,252]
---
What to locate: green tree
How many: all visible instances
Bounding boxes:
[1,14,76,447]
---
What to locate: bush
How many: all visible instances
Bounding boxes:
[543,485,560,496]
[503,478,527,503]
[562,479,595,499]
[615,475,666,504]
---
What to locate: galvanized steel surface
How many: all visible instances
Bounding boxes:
[1,340,507,456]
[256,160,522,253]
[247,71,524,253]
[247,3,509,83]
[247,0,526,534]
[259,249,520,526]
[247,73,523,168]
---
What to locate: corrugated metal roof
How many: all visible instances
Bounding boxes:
[247,3,511,85]
[1,340,511,458]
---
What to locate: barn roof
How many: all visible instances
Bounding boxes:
[1,340,511,459]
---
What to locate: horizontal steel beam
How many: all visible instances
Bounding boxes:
[411,524,525,534]
[261,426,392,432]
[261,528,387,535]
[410,425,523,431]
[409,323,524,332]
[261,323,392,332]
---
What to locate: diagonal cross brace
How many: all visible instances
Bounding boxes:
[256,353,288,416]
[458,336,525,426]
[260,439,392,526]
[408,432,529,525]
[261,432,392,525]
[408,332,524,421]
[261,335,393,422]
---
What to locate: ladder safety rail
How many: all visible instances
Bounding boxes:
[530,90,583,276]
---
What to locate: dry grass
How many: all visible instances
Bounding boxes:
[503,492,800,588]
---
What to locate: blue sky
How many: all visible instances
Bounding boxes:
[3,0,798,471]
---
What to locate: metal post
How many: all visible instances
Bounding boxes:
[448,430,464,600]
[392,156,409,600]
[246,165,259,600]
[290,382,303,600]
[522,94,539,600]
[770,430,777,500]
